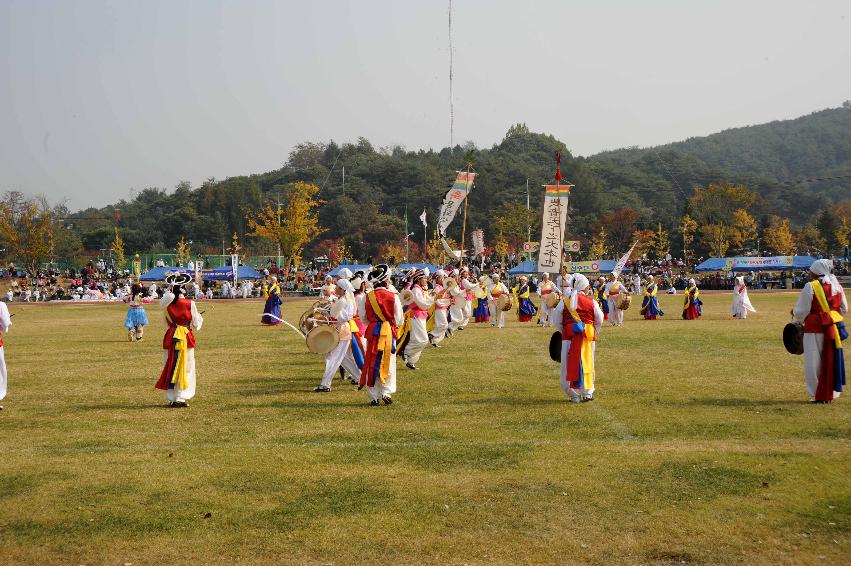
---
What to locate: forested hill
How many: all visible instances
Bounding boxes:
[589,103,851,220]
[63,104,851,261]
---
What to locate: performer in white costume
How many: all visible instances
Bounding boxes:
[605,273,625,327]
[537,273,558,326]
[459,267,478,329]
[731,276,756,319]
[447,273,467,334]
[403,269,434,370]
[0,300,11,408]
[313,280,362,392]
[633,273,642,295]
[487,274,509,329]
[154,274,203,408]
[430,270,451,347]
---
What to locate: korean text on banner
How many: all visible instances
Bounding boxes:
[231,254,239,286]
[437,171,476,236]
[536,185,572,273]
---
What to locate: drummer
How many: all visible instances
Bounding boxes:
[313,280,362,392]
[487,274,510,328]
[537,273,558,326]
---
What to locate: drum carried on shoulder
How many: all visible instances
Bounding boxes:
[544,292,561,309]
[299,300,341,354]
[497,293,514,312]
[617,294,632,310]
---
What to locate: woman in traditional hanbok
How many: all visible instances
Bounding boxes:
[681,278,702,320]
[470,276,489,323]
[731,276,756,319]
[261,276,282,325]
[640,275,664,320]
[514,276,538,322]
[594,276,609,321]
[123,280,149,341]
[154,273,203,407]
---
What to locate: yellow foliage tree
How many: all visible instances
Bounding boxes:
[700,224,731,257]
[632,229,656,257]
[589,227,607,258]
[795,224,827,255]
[834,217,851,249]
[688,181,757,256]
[111,227,126,271]
[653,223,670,259]
[679,214,697,265]
[0,192,55,274]
[175,237,191,267]
[494,232,509,265]
[731,209,757,249]
[763,215,796,255]
[247,181,324,268]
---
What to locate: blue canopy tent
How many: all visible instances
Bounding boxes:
[507,260,538,274]
[204,266,263,281]
[328,264,372,276]
[395,263,439,273]
[695,256,816,272]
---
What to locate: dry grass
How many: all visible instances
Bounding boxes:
[0,291,848,565]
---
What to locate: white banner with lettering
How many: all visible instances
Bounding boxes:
[536,185,572,273]
[437,171,476,237]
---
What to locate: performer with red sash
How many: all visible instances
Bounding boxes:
[154,273,204,407]
[357,265,404,405]
[0,300,11,410]
[682,278,702,320]
[551,274,603,402]
[792,259,847,403]
[402,269,434,370]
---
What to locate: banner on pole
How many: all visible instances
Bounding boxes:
[536,185,572,273]
[437,171,476,236]
[231,254,239,286]
[133,256,141,279]
[471,229,485,257]
[419,209,427,227]
[611,241,638,278]
[195,260,203,287]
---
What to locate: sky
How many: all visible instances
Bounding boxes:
[1,0,850,209]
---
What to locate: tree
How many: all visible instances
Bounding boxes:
[731,209,757,250]
[493,232,509,265]
[175,237,191,266]
[762,215,796,255]
[700,224,731,257]
[589,227,607,258]
[688,182,757,255]
[493,203,536,249]
[679,214,697,266]
[596,207,640,255]
[632,229,656,257]
[247,181,324,268]
[795,224,827,255]
[652,223,670,259]
[0,192,56,274]
[111,227,126,270]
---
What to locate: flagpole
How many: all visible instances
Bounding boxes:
[555,152,567,281]
[460,161,472,267]
[423,210,427,262]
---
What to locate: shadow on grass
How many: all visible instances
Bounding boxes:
[77,402,180,411]
[683,397,811,407]
[454,396,572,407]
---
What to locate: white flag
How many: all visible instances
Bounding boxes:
[611,241,638,279]
[419,209,427,227]
[437,171,476,236]
[536,185,572,274]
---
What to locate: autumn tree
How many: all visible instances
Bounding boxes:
[111,227,126,270]
[247,181,324,268]
[679,214,697,266]
[632,229,656,257]
[596,207,640,255]
[688,182,757,256]
[0,191,56,274]
[493,203,536,249]
[762,215,796,255]
[493,232,509,265]
[795,224,827,255]
[652,223,670,259]
[589,227,607,258]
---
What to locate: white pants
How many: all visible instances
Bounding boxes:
[488,300,505,328]
[321,339,360,388]
[803,333,842,399]
[0,346,7,401]
[366,354,397,402]
[431,309,449,345]
[559,340,595,401]
[163,349,197,402]
[461,299,473,328]
[607,298,623,326]
[405,317,429,365]
[539,301,552,326]
[449,304,465,332]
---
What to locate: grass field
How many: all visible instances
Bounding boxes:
[0,291,849,565]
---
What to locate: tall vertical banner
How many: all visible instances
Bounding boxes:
[132,255,141,279]
[471,229,485,257]
[231,254,239,286]
[437,171,476,237]
[195,260,203,287]
[536,185,572,273]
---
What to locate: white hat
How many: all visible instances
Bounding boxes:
[337,268,354,279]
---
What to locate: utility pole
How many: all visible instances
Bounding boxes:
[526,178,531,260]
[404,205,409,262]
[342,165,345,197]
[276,191,282,270]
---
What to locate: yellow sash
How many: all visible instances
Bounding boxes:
[165,310,190,390]
[566,302,595,388]
[812,280,844,348]
[683,286,698,309]
[366,291,394,384]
